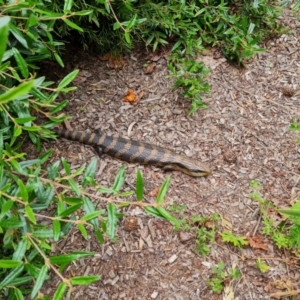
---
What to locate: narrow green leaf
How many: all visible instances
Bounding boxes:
[58,69,79,89]
[14,288,25,300]
[247,23,255,35]
[53,282,67,300]
[107,203,118,239]
[50,100,69,114]
[82,197,98,227]
[54,52,64,67]
[58,203,82,218]
[70,275,100,285]
[77,223,88,239]
[156,176,170,205]
[98,187,114,194]
[61,158,71,175]
[48,160,60,180]
[1,200,14,216]
[0,218,26,228]
[117,191,134,197]
[171,40,182,51]
[12,47,29,78]
[53,219,61,241]
[63,197,83,205]
[0,260,23,268]
[15,116,36,124]
[126,14,137,30]
[26,14,39,28]
[144,206,164,218]
[10,276,32,287]
[50,252,94,265]
[73,10,93,16]
[9,22,28,48]
[278,209,300,217]
[0,16,10,64]
[10,159,26,174]
[0,265,24,289]
[0,81,34,104]
[17,178,28,202]
[94,227,104,244]
[13,239,28,261]
[112,166,125,193]
[68,178,81,196]
[31,265,48,299]
[25,205,36,224]
[135,170,144,201]
[63,19,83,32]
[64,0,73,12]
[82,157,97,187]
[0,60,10,71]
[38,149,54,164]
[13,125,22,138]
[81,210,105,221]
[2,48,13,62]
[156,206,180,226]
[30,87,49,101]
[124,31,131,44]
[113,22,121,30]
[72,165,86,177]
[32,229,54,239]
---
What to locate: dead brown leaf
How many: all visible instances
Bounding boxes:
[108,57,126,69]
[100,53,126,69]
[143,62,156,74]
[248,235,269,251]
[148,187,160,197]
[132,90,144,106]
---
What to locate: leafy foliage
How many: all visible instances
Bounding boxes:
[256,258,270,273]
[250,180,300,250]
[192,213,219,256]
[0,150,177,299]
[27,0,294,112]
[0,4,181,297]
[221,231,249,248]
[206,262,241,294]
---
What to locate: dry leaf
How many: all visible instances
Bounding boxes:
[143,62,156,74]
[223,282,234,300]
[133,90,144,105]
[248,235,269,251]
[100,53,126,69]
[148,187,160,197]
[221,214,233,231]
[270,289,300,299]
[123,89,135,103]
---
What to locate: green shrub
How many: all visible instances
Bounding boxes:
[24,0,291,112]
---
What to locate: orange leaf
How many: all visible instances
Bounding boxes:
[248,235,269,251]
[148,187,160,197]
[108,57,126,69]
[123,89,135,103]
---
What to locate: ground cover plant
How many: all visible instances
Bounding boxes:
[19,0,298,112]
[1,0,300,298]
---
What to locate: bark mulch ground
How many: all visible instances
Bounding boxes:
[42,8,300,300]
